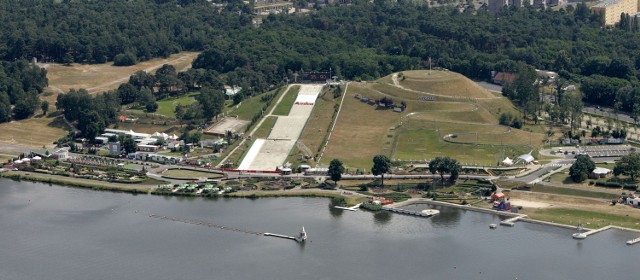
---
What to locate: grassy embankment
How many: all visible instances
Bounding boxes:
[0,171,153,194]
[525,208,640,230]
[320,71,546,169]
[272,85,300,116]
[288,87,341,168]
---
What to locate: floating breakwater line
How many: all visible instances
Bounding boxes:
[148,214,264,236]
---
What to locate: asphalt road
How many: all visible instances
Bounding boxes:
[583,106,634,123]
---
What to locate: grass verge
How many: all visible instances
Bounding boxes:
[272,85,300,116]
[524,208,640,230]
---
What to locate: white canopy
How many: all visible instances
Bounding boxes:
[502,157,513,165]
[592,167,611,175]
[517,154,535,163]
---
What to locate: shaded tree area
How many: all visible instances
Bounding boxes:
[56,89,120,141]
[428,156,462,184]
[0,60,48,122]
[569,155,595,182]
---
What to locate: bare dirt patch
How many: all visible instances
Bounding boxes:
[205,117,250,136]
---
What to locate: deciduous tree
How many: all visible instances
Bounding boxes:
[371,155,391,185]
[328,159,345,184]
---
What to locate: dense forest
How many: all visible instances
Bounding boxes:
[0,60,48,122]
[3,0,640,127]
[191,2,640,110]
[0,0,249,64]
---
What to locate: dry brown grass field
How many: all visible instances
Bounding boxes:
[41,51,199,104]
[320,83,400,169]
[397,70,496,99]
[0,116,69,148]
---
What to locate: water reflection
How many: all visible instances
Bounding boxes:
[430,205,461,227]
[373,211,392,225]
[328,201,344,218]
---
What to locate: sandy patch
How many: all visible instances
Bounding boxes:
[510,199,552,209]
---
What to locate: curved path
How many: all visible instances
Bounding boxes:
[390,73,502,100]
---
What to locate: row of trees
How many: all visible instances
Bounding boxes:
[327,155,461,186]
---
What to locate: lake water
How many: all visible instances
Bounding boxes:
[0,179,637,280]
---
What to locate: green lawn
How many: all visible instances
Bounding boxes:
[272,85,300,116]
[229,88,284,120]
[253,116,277,139]
[393,128,531,166]
[156,92,199,117]
[529,185,619,200]
[526,208,640,230]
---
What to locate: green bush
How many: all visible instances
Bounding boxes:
[113,52,137,66]
[360,203,383,211]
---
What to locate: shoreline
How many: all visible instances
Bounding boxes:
[2,171,639,234]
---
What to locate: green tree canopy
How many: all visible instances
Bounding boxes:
[614,153,640,181]
[429,156,462,184]
[328,159,345,183]
[371,155,391,185]
[569,155,595,182]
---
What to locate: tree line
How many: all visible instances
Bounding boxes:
[0,60,48,122]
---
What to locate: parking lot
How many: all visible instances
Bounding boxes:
[554,145,633,158]
[582,145,633,158]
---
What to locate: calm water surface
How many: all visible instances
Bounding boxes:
[0,179,637,280]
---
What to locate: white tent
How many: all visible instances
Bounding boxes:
[517,154,535,164]
[592,167,612,178]
[502,157,513,166]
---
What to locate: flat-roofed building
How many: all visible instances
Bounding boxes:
[591,0,638,26]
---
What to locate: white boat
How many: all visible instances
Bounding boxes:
[295,226,307,243]
[572,224,586,239]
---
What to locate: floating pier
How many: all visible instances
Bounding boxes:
[264,227,307,243]
[500,215,526,227]
[334,203,362,211]
[626,237,640,245]
[580,225,613,237]
[382,206,439,217]
[264,233,298,240]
